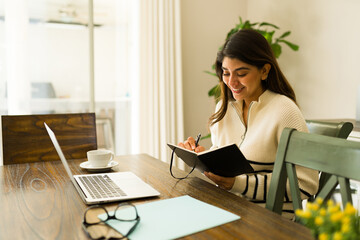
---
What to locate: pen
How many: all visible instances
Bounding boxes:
[195,133,201,148]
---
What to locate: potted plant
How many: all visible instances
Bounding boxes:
[296,198,360,240]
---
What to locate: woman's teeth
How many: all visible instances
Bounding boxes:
[232,87,244,93]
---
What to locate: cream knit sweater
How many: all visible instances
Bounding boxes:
[210,90,319,209]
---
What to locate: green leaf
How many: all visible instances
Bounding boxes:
[271,43,282,58]
[259,22,279,29]
[278,39,299,51]
[243,20,253,29]
[235,23,242,30]
[250,22,259,27]
[278,31,291,39]
[226,28,239,40]
[201,133,211,140]
[208,84,221,99]
[203,70,217,77]
[256,29,266,35]
[263,31,275,44]
[238,16,243,25]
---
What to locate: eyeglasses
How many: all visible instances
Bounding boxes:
[82,202,140,240]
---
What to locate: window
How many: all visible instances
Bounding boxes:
[0,0,138,157]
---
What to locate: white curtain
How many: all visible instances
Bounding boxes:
[4,0,31,114]
[134,0,184,165]
[0,0,31,166]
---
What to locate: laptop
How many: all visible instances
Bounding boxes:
[44,122,160,205]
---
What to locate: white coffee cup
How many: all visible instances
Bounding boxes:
[87,149,114,167]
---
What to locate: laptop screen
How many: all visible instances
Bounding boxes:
[44,122,76,182]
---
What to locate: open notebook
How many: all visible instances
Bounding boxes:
[167,143,254,177]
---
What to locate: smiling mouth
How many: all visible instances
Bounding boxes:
[231,87,244,94]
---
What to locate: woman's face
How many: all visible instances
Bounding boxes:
[222,57,270,104]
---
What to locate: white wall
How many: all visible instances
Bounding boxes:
[180,0,247,149]
[181,0,360,149]
[245,0,360,119]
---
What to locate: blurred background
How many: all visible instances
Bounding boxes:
[0,0,359,164]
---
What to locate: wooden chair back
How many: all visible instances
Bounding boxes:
[306,120,353,139]
[2,113,97,165]
[306,120,354,196]
[266,128,360,215]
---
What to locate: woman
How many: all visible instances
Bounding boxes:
[179,29,318,215]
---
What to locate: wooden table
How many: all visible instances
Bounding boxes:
[0,154,313,240]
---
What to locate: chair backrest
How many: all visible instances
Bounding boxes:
[306,120,353,139]
[266,128,360,215]
[2,113,97,165]
[306,120,354,196]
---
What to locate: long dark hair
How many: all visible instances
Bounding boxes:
[209,29,296,126]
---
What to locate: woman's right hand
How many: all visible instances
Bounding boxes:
[178,136,205,153]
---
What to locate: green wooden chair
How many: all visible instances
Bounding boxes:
[306,120,353,139]
[265,128,360,215]
[306,120,354,198]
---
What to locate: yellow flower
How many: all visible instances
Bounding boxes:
[341,222,350,233]
[344,202,357,216]
[306,202,320,211]
[327,199,334,207]
[341,216,351,225]
[302,210,311,219]
[296,199,360,240]
[319,232,329,240]
[330,212,343,222]
[319,208,327,216]
[315,216,324,226]
[295,209,311,219]
[312,203,319,211]
[328,204,341,214]
[315,197,323,205]
[306,202,314,210]
[333,232,343,240]
[295,209,303,216]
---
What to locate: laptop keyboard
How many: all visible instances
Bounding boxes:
[79,175,127,199]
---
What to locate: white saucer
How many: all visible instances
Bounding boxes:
[80,161,119,172]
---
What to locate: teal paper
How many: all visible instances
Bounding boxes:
[98,195,240,240]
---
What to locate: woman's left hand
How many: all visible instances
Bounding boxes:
[204,172,235,190]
